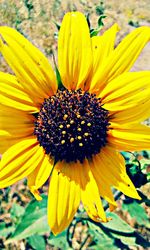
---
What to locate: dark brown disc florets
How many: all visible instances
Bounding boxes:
[34,89,109,163]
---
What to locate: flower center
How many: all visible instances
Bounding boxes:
[34,89,109,163]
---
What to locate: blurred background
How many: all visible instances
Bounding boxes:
[0,1,150,249]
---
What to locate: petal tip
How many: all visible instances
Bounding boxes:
[29,185,42,201]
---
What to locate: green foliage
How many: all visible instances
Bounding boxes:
[87,13,106,37]
[95,1,105,15]
[0,188,149,249]
[52,0,61,15]
[90,15,106,37]
[48,231,70,249]
[105,212,134,233]
[0,222,15,238]
[55,65,64,90]
[23,0,34,20]
[6,194,50,243]
[122,201,149,226]
[14,8,22,31]
[86,1,106,37]
[89,0,106,37]
[27,235,46,250]
[10,203,25,224]
[141,150,150,159]
[128,20,140,28]
[53,21,61,31]
[88,222,116,249]
[122,151,148,187]
[87,212,150,249]
[52,52,65,90]
[140,156,150,182]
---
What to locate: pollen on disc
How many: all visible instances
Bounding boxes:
[34,89,109,163]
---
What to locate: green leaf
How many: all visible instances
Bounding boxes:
[27,235,46,250]
[141,150,150,159]
[10,203,25,222]
[95,2,105,15]
[104,212,140,247]
[128,20,140,28]
[51,52,64,90]
[140,158,150,170]
[121,151,131,161]
[98,15,106,27]
[90,15,106,37]
[90,29,100,37]
[88,213,140,248]
[53,21,61,30]
[6,195,50,243]
[126,158,148,187]
[122,201,149,226]
[105,212,134,233]
[48,230,70,249]
[88,221,116,249]
[55,65,64,90]
[25,194,47,213]
[86,13,91,29]
[0,222,15,238]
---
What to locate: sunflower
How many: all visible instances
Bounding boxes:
[0,11,150,235]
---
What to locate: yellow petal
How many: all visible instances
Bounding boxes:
[100,72,150,124]
[108,123,150,151]
[101,72,150,114]
[58,12,92,90]
[94,146,141,199]
[48,161,80,235]
[101,71,150,102]
[0,131,21,154]
[0,72,38,112]
[0,137,44,188]
[104,90,150,111]
[0,105,34,154]
[28,155,54,201]
[89,157,117,210]
[90,26,150,94]
[79,159,107,223]
[0,26,57,103]
[0,106,34,138]
[87,24,119,89]
[111,100,150,124]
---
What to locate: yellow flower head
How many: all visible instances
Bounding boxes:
[0,12,150,235]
